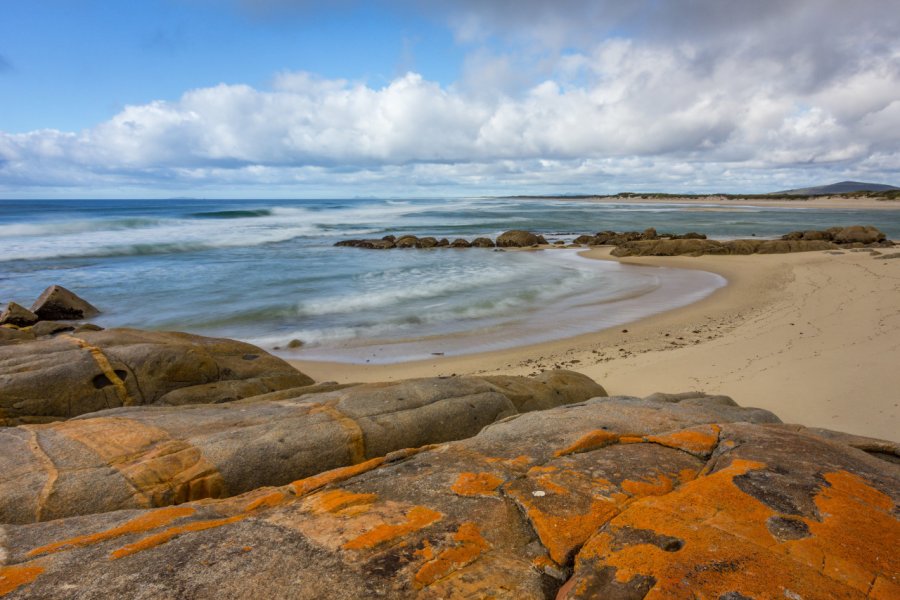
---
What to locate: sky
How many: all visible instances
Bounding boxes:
[1,0,899,198]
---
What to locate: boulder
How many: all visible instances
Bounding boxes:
[0,302,38,327]
[496,230,547,247]
[611,238,839,257]
[573,234,596,245]
[0,371,604,523]
[641,227,658,240]
[4,394,894,599]
[437,238,450,247]
[416,237,438,249]
[832,225,886,245]
[450,239,471,248]
[29,285,100,321]
[0,328,314,426]
[395,235,419,248]
[471,237,496,248]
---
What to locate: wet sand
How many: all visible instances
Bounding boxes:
[290,246,900,442]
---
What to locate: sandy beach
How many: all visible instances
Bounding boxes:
[536,195,900,210]
[290,245,900,442]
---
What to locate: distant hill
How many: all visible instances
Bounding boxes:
[775,181,899,195]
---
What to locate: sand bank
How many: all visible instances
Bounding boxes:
[290,246,900,441]
[544,194,900,210]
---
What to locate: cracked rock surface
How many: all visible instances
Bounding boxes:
[3,392,894,599]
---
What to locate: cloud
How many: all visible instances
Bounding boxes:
[2,0,899,196]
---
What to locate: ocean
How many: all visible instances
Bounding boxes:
[3,198,899,363]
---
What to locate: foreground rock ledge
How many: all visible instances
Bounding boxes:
[1,393,896,599]
[0,370,605,523]
[0,328,315,425]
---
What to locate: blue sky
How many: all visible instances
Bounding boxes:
[1,1,898,198]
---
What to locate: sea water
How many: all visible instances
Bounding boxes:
[2,198,899,363]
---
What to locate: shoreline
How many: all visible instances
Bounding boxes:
[290,245,900,441]
[516,194,900,210]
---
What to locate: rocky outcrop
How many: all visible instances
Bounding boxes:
[29,285,100,321]
[0,371,603,523]
[783,225,889,246]
[0,328,314,425]
[3,392,894,599]
[611,238,839,257]
[0,302,38,327]
[334,238,395,249]
[495,230,549,247]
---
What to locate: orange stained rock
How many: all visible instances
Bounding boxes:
[0,564,44,596]
[308,402,366,464]
[645,424,721,456]
[54,417,227,507]
[244,491,288,512]
[63,335,134,406]
[620,473,676,498]
[553,430,620,457]
[110,514,246,560]
[291,456,386,497]
[569,460,899,599]
[342,506,443,551]
[617,436,644,445]
[451,472,505,497]
[414,522,490,588]
[27,505,196,557]
[304,489,377,515]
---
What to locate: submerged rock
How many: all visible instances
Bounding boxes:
[0,328,314,425]
[30,285,100,321]
[2,392,894,599]
[0,370,604,523]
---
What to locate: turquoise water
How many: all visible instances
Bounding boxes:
[2,198,898,362]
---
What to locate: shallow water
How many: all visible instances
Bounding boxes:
[2,197,897,362]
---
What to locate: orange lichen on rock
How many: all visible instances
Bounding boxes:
[342,506,443,551]
[788,470,900,596]
[413,522,490,588]
[291,456,386,497]
[244,491,288,512]
[645,424,721,456]
[0,564,44,596]
[567,459,899,599]
[553,430,620,457]
[451,472,505,497]
[304,489,377,516]
[28,505,196,557]
[620,473,675,498]
[110,514,246,560]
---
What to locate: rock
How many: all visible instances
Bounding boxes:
[287,339,304,349]
[437,238,450,247]
[0,302,38,327]
[876,252,900,260]
[28,320,76,337]
[611,239,839,257]
[641,227,658,240]
[5,394,894,599]
[0,371,603,522]
[382,235,396,242]
[334,239,395,249]
[450,239,471,248]
[573,234,596,245]
[416,237,438,249]
[74,323,104,333]
[395,235,419,248]
[0,328,314,426]
[496,230,547,247]
[832,225,886,245]
[471,237,496,248]
[29,285,100,321]
[0,327,35,345]
[671,231,707,240]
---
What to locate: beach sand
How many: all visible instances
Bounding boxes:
[290,246,900,442]
[547,194,900,210]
